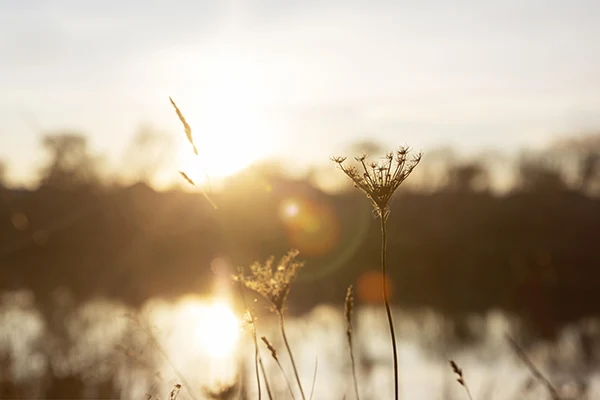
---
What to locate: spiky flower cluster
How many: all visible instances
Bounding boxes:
[332,147,422,219]
[234,249,304,312]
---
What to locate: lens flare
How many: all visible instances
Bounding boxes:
[282,200,300,218]
[278,196,340,257]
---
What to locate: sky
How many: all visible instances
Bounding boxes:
[1,0,600,185]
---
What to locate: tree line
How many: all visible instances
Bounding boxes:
[1,130,600,337]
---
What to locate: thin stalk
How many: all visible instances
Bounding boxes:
[252,328,263,400]
[309,357,318,400]
[237,284,273,400]
[278,310,307,400]
[142,321,199,400]
[258,355,274,400]
[274,356,298,400]
[505,334,561,400]
[380,213,399,400]
[347,334,360,400]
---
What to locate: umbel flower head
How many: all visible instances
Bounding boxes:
[332,147,422,219]
[233,249,304,313]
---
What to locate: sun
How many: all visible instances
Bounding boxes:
[193,301,240,358]
[172,49,277,186]
[181,299,240,358]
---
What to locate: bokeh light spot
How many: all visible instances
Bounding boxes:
[282,201,299,218]
[278,196,340,257]
[11,212,28,231]
[357,270,394,304]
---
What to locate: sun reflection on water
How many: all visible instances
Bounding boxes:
[179,298,239,358]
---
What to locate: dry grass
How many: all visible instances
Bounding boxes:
[449,360,474,400]
[261,336,297,400]
[505,334,562,400]
[344,285,360,400]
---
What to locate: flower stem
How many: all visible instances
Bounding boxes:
[278,310,306,400]
[380,213,399,400]
[251,328,263,400]
[348,334,360,400]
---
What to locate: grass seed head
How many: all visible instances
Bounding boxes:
[344,284,355,337]
[449,360,466,386]
[169,384,182,400]
[261,336,278,361]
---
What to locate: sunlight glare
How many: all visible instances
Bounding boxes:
[172,49,277,186]
[183,300,239,358]
[281,199,300,218]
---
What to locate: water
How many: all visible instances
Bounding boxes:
[0,289,598,399]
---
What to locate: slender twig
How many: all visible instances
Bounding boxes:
[505,334,561,400]
[278,310,307,400]
[380,214,399,400]
[309,357,318,400]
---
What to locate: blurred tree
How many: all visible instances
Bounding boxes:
[122,125,175,184]
[411,146,456,191]
[38,132,102,189]
[446,162,489,192]
[549,133,600,194]
[347,139,385,156]
[0,161,6,187]
[517,157,568,192]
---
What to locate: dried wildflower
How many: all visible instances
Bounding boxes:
[233,249,304,312]
[333,146,421,400]
[241,309,257,330]
[332,147,421,219]
[202,381,239,400]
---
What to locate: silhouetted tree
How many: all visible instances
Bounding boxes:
[549,133,600,194]
[122,125,175,184]
[347,139,385,156]
[0,161,6,187]
[446,162,489,192]
[412,146,457,191]
[516,156,568,192]
[38,133,102,189]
